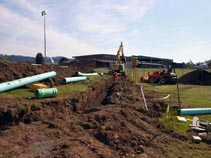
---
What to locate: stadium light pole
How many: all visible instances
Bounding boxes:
[41,11,47,62]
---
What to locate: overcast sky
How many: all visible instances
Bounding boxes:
[0,0,211,63]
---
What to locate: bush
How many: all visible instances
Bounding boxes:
[35,52,44,64]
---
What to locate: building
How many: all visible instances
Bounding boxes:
[73,54,176,68]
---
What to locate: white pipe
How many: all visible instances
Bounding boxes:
[140,85,148,111]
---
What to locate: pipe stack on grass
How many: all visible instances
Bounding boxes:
[61,76,87,84]
[0,71,56,92]
[178,108,211,116]
[34,87,58,99]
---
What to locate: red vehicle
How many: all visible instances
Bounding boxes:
[140,71,177,84]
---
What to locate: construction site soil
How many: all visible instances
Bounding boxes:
[0,62,210,158]
[179,69,211,85]
[0,61,92,86]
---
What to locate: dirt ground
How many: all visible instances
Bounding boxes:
[0,61,92,86]
[0,62,209,158]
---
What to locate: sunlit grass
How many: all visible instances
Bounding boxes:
[50,75,102,96]
[0,88,34,98]
[138,68,211,157]
[137,72,211,140]
[0,75,102,98]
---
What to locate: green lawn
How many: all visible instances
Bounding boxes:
[0,88,34,98]
[135,68,196,78]
[136,68,211,157]
[57,75,101,95]
[0,75,102,98]
[132,68,211,136]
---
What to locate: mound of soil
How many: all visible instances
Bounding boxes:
[0,61,92,86]
[179,69,211,85]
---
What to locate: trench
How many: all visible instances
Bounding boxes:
[0,76,115,129]
[83,80,115,112]
[101,84,115,105]
[84,84,115,112]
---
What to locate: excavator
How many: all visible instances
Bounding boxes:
[109,42,126,75]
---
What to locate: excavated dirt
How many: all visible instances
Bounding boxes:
[0,61,92,86]
[0,82,184,157]
[179,69,211,85]
[0,62,210,158]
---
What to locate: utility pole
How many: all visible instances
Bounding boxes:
[41,11,46,62]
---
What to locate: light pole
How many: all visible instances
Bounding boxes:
[41,10,46,62]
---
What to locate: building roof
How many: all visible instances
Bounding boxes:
[94,59,115,63]
[136,55,173,63]
[73,54,116,58]
[73,54,173,63]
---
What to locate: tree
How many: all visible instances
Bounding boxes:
[59,57,69,64]
[1,54,7,61]
[205,59,211,67]
[186,60,195,68]
[35,52,44,64]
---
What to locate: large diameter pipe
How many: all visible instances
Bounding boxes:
[0,71,56,92]
[178,108,211,116]
[61,76,87,84]
[35,87,58,99]
[77,71,98,76]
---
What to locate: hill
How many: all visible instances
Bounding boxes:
[0,54,70,64]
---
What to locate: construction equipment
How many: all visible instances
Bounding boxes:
[140,70,177,84]
[109,42,126,75]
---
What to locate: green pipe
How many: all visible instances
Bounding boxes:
[61,76,87,84]
[178,108,211,116]
[0,71,56,92]
[34,87,58,99]
[77,71,98,76]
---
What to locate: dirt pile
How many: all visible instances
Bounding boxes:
[179,69,211,85]
[0,61,92,86]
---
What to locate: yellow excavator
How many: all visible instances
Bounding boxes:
[109,42,126,75]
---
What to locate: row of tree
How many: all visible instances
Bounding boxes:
[185,59,211,68]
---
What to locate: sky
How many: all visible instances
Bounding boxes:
[0,0,211,63]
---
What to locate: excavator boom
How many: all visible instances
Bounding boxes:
[116,42,124,64]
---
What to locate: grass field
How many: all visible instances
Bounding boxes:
[133,68,211,157]
[0,75,101,98]
[57,75,101,95]
[133,68,211,136]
